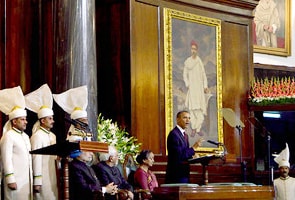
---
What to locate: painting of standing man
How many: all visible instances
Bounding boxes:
[183,40,210,137]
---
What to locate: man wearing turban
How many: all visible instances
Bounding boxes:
[25,84,58,199]
[0,86,33,200]
[183,40,210,136]
[254,0,280,47]
[273,143,295,200]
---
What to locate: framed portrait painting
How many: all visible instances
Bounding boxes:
[253,0,291,56]
[164,8,224,155]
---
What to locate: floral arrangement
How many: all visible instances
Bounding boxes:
[249,76,295,106]
[96,113,142,163]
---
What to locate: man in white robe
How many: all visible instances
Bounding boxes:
[273,160,295,200]
[254,0,280,47]
[183,40,210,135]
[273,143,295,200]
[25,84,58,200]
[0,86,33,200]
[53,85,92,142]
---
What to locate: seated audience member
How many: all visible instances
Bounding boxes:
[134,150,158,191]
[93,146,134,200]
[69,150,118,200]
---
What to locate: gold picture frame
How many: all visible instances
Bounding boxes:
[253,0,291,56]
[164,8,223,155]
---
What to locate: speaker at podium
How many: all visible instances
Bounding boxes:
[188,154,217,165]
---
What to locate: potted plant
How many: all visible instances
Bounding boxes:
[96,113,142,163]
[249,77,295,106]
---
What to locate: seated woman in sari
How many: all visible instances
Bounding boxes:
[134,150,158,191]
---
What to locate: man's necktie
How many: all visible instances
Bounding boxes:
[184,132,189,146]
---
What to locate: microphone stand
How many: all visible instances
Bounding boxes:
[221,108,246,182]
[207,141,227,160]
[237,125,247,182]
[217,143,227,163]
[267,134,273,185]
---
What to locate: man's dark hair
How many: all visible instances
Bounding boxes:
[176,110,189,118]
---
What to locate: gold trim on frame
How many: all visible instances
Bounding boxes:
[164,8,223,156]
[253,0,291,56]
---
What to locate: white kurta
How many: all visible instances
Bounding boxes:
[274,176,295,200]
[254,0,280,47]
[183,56,208,131]
[0,128,33,200]
[30,127,58,200]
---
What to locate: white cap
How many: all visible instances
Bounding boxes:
[274,143,290,168]
[0,86,27,133]
[279,160,290,168]
[53,85,88,120]
[8,107,27,120]
[25,84,54,119]
[0,86,27,119]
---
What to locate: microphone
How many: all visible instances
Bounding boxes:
[207,140,221,146]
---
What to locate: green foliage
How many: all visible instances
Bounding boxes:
[96,113,141,163]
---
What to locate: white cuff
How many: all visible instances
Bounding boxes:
[102,186,106,194]
[6,174,16,184]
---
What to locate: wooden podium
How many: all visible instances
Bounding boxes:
[30,140,108,156]
[152,185,274,200]
[30,140,108,200]
[188,155,220,185]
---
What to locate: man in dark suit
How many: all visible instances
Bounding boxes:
[165,111,204,183]
[92,146,134,200]
[69,150,117,200]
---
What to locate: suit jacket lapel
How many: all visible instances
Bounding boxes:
[175,127,187,145]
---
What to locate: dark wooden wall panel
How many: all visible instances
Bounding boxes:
[4,0,34,90]
[0,0,44,139]
[221,21,253,163]
[96,0,131,129]
[130,1,161,153]
[40,0,55,87]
